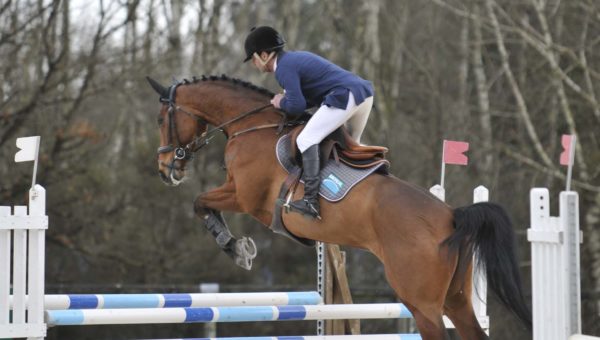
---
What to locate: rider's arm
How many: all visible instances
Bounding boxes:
[277,68,307,116]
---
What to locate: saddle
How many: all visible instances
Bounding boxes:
[268,125,390,247]
[287,125,390,170]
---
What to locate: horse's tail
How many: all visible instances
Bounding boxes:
[445,202,532,329]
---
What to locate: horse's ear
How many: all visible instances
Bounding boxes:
[146,76,169,99]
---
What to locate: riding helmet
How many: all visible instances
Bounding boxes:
[243,26,285,62]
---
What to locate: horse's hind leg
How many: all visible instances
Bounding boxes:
[374,220,455,339]
[444,291,488,340]
[382,261,451,340]
[404,302,450,340]
[443,268,489,340]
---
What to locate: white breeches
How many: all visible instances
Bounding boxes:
[296,92,373,153]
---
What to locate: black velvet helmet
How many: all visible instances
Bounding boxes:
[243,26,285,62]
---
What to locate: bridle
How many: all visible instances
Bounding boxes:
[157,81,275,171]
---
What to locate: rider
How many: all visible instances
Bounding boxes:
[244,26,374,220]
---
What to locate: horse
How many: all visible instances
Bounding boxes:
[147,75,531,340]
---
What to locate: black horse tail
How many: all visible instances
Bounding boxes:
[445,202,532,329]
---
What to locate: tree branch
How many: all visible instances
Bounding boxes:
[530,0,591,180]
[485,0,555,169]
[499,144,600,193]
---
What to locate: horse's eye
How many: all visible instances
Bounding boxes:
[157,117,164,126]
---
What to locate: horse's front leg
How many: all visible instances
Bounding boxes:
[193,182,257,270]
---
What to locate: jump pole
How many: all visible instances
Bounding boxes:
[45,303,414,326]
[146,335,422,340]
[10,292,322,310]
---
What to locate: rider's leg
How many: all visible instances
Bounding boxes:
[345,95,373,144]
[295,96,357,153]
[289,144,321,218]
[292,93,359,219]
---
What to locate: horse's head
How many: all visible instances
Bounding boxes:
[147,77,208,186]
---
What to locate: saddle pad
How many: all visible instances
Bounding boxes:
[276,133,386,202]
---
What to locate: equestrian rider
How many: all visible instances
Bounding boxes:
[244,26,374,220]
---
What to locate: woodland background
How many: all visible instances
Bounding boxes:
[1,0,599,338]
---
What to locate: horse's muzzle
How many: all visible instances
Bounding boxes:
[158,170,171,184]
[158,163,185,186]
[158,170,184,186]
[157,157,187,185]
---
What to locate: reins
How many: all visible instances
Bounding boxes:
[168,103,276,156]
[202,103,275,140]
[157,80,280,166]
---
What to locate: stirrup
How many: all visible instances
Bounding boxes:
[289,199,322,220]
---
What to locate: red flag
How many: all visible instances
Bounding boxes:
[560,134,573,166]
[443,140,469,165]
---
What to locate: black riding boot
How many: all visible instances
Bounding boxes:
[290,145,321,219]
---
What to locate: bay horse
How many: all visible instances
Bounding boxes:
[147,75,531,340]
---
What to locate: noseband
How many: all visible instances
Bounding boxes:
[157,81,274,171]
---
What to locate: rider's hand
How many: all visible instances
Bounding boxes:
[271,93,284,109]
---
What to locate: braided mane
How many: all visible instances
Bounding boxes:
[182,74,274,98]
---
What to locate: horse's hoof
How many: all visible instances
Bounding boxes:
[234,256,253,270]
[233,237,257,270]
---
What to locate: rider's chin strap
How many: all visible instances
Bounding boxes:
[253,52,275,71]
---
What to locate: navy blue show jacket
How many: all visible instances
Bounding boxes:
[275,51,374,116]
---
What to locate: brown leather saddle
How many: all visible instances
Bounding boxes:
[268,125,390,246]
[287,125,390,170]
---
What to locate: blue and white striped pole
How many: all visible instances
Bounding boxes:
[144,335,422,340]
[12,292,321,310]
[46,303,413,326]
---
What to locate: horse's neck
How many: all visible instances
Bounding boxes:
[211,101,278,136]
[189,86,275,136]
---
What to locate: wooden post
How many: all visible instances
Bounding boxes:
[323,244,360,335]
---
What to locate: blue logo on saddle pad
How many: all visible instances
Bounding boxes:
[322,174,344,195]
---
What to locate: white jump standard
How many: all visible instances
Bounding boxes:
[528,189,582,340]
[0,185,47,340]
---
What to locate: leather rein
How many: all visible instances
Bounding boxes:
[156,82,280,169]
